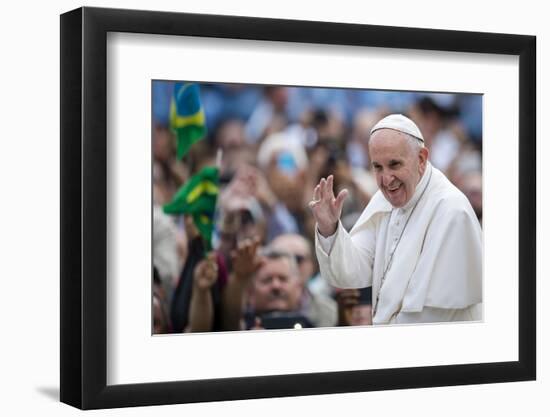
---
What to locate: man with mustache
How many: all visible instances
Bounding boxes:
[310,114,482,325]
[246,249,313,329]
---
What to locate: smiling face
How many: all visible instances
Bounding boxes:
[368,129,428,208]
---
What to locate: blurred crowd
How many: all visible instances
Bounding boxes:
[152,81,483,333]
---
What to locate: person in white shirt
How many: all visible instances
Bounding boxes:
[309,114,482,325]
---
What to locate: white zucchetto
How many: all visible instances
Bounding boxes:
[370,114,424,142]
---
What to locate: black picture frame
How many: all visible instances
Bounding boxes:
[60,6,536,410]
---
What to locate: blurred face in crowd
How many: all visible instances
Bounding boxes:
[267,152,307,213]
[350,304,373,326]
[252,257,303,313]
[270,234,315,285]
[369,129,428,208]
[461,171,482,220]
[267,87,289,111]
[234,209,266,244]
[152,126,175,163]
[216,119,246,150]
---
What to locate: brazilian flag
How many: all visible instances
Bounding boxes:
[163,166,219,250]
[170,82,207,160]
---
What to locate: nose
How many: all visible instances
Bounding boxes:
[270,276,282,290]
[381,173,395,187]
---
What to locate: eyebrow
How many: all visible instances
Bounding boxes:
[371,159,403,166]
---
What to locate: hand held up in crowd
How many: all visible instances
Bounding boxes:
[192,252,218,292]
[308,175,348,237]
[188,252,218,333]
[231,236,264,282]
[221,237,264,331]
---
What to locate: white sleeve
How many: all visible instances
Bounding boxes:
[315,220,376,289]
[393,304,482,324]
[316,226,337,254]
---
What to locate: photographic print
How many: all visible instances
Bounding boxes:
[152,81,484,334]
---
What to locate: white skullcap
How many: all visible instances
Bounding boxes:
[370,114,424,143]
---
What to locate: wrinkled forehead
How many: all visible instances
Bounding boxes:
[256,257,294,280]
[368,129,412,159]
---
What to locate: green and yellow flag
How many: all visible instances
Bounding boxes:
[163,166,219,250]
[170,82,207,160]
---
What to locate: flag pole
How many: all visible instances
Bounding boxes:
[216,148,223,170]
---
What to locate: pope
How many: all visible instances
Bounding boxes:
[309,114,482,325]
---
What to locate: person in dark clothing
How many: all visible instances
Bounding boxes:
[170,221,228,333]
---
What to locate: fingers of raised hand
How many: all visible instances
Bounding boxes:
[234,237,261,265]
[326,175,335,201]
[254,256,266,271]
[313,184,321,201]
[250,237,261,258]
[201,253,218,278]
[311,177,332,204]
[194,259,215,286]
[237,237,253,253]
[335,188,349,211]
[236,237,251,252]
[309,184,321,209]
[319,175,337,203]
[206,263,218,280]
[319,177,328,201]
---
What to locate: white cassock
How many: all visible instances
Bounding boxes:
[316,163,482,325]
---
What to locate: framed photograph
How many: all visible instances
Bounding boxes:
[60,6,536,409]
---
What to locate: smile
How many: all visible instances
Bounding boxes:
[387,184,402,193]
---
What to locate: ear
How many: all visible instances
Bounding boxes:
[418,147,429,173]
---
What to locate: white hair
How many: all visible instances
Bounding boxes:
[404,132,425,152]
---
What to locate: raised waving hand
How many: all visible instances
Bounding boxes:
[308,175,348,237]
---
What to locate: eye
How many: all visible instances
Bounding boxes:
[276,275,287,283]
[260,276,272,285]
[389,161,401,168]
